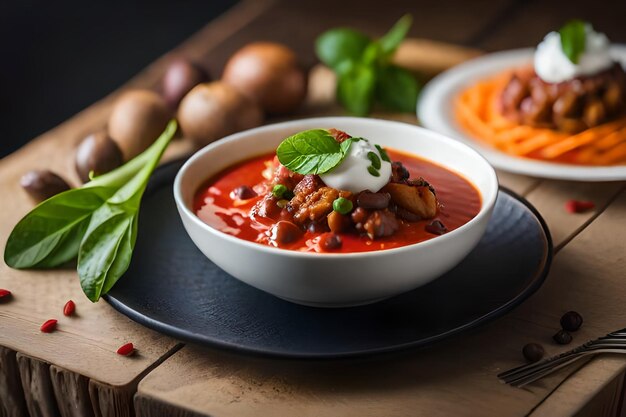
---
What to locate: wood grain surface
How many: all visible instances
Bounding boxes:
[1,0,625,416]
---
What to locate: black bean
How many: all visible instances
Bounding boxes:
[560,311,583,332]
[307,220,330,233]
[20,170,71,203]
[522,343,545,363]
[425,220,448,235]
[320,233,342,251]
[75,131,124,183]
[357,192,390,210]
[231,185,257,200]
[553,330,573,345]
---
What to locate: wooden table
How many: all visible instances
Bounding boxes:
[1,1,625,416]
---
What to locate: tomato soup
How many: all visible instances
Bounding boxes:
[194,149,481,253]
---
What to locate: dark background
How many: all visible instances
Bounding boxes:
[0,0,237,158]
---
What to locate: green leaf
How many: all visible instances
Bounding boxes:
[77,120,176,301]
[375,65,421,113]
[559,19,587,64]
[379,14,412,55]
[337,63,376,116]
[315,28,371,69]
[276,129,349,175]
[4,186,115,268]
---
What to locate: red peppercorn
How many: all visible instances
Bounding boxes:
[0,289,12,300]
[40,319,58,333]
[565,200,595,213]
[116,342,135,356]
[63,300,76,317]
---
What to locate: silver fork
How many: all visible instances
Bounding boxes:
[498,329,626,387]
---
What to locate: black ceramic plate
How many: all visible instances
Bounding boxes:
[105,160,552,358]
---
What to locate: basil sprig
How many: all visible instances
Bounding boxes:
[4,120,177,301]
[315,15,421,115]
[559,20,587,64]
[276,129,354,175]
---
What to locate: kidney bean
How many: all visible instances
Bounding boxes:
[231,185,257,200]
[351,207,369,224]
[425,220,448,235]
[307,220,330,233]
[357,192,391,210]
[363,210,398,239]
[270,221,302,246]
[320,232,342,251]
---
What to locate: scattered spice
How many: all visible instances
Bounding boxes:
[565,200,595,213]
[425,220,448,235]
[0,289,12,300]
[63,300,76,317]
[553,329,573,345]
[116,342,135,356]
[522,343,545,362]
[40,319,58,333]
[560,311,583,332]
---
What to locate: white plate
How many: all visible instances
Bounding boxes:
[418,46,626,181]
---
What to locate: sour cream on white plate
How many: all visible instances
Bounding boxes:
[320,139,391,193]
[534,24,613,84]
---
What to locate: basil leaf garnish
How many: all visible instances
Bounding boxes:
[276,129,354,175]
[4,120,177,301]
[559,20,587,64]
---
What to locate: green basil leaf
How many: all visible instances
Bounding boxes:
[379,14,412,55]
[78,206,135,302]
[337,63,376,116]
[559,19,587,64]
[276,129,346,174]
[4,186,115,268]
[315,28,371,69]
[375,65,421,113]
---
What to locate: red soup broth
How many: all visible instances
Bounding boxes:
[194,149,482,253]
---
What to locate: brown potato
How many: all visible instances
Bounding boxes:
[108,89,170,160]
[75,131,123,183]
[177,81,263,146]
[383,183,437,219]
[21,170,71,202]
[162,58,210,109]
[222,42,307,115]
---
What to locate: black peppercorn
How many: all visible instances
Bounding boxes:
[522,343,545,362]
[553,329,573,345]
[560,311,583,332]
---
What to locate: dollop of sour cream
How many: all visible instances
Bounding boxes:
[320,139,391,193]
[534,25,613,83]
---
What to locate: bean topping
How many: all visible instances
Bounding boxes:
[231,185,257,200]
[270,221,302,246]
[320,232,342,251]
[357,191,390,210]
[425,220,448,235]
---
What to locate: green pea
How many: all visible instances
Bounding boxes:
[367,151,381,169]
[368,166,380,177]
[272,184,288,198]
[333,197,353,214]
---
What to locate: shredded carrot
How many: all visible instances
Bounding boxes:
[454,71,626,166]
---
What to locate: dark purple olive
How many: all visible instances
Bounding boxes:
[560,311,583,332]
[357,192,390,210]
[230,185,257,200]
[21,170,71,202]
[553,330,573,345]
[522,343,545,363]
[320,232,342,251]
[75,131,124,183]
[162,58,210,109]
[270,221,302,246]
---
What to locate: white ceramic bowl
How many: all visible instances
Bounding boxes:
[174,117,498,307]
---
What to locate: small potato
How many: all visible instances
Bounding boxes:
[222,42,307,115]
[21,170,71,202]
[162,58,210,109]
[75,131,123,183]
[108,90,170,160]
[177,81,263,146]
